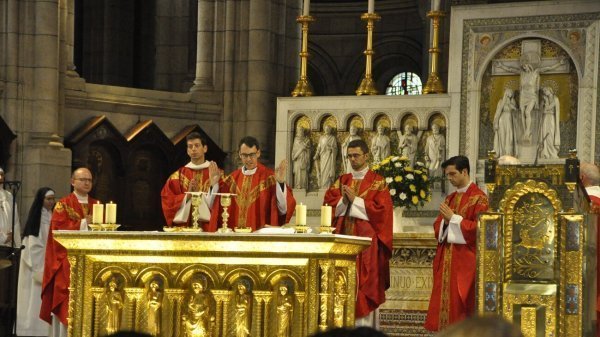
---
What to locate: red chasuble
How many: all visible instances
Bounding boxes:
[216,163,296,231]
[587,187,600,329]
[323,170,393,318]
[40,193,99,325]
[160,165,219,229]
[424,183,488,331]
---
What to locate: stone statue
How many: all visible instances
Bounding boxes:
[291,126,311,189]
[105,278,123,335]
[538,86,560,159]
[313,125,338,189]
[371,125,391,163]
[275,284,293,337]
[234,282,251,337]
[397,124,418,167]
[182,275,214,337]
[341,126,361,173]
[146,279,163,336]
[424,123,446,175]
[496,56,566,142]
[493,88,517,157]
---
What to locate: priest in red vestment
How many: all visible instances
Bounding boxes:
[580,162,600,332]
[161,132,222,230]
[217,136,296,231]
[424,155,489,331]
[323,139,393,322]
[40,167,99,337]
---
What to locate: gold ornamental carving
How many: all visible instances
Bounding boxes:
[478,162,592,337]
[55,232,369,337]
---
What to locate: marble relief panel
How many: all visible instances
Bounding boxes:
[288,110,447,192]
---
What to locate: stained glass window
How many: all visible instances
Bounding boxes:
[385,72,422,95]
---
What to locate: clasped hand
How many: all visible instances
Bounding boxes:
[439,202,454,222]
[342,185,356,204]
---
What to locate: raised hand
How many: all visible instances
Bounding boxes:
[275,159,288,183]
[208,161,222,186]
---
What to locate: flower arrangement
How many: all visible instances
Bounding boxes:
[372,156,432,209]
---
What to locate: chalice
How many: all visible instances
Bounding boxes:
[217,193,235,233]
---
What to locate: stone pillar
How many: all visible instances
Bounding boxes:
[65,0,78,77]
[190,0,215,91]
[246,0,274,160]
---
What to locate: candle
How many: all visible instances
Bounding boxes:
[303,0,310,16]
[105,202,117,224]
[321,204,332,226]
[368,0,374,14]
[296,203,307,226]
[432,0,440,11]
[92,202,104,224]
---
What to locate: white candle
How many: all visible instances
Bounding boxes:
[368,0,375,14]
[92,202,104,224]
[432,0,440,11]
[296,203,307,226]
[303,0,310,16]
[321,205,332,226]
[105,202,117,224]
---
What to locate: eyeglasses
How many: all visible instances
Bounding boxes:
[75,178,93,183]
[346,153,364,159]
[240,152,258,159]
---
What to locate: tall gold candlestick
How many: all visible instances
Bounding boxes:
[356,13,381,96]
[423,10,446,94]
[291,15,315,97]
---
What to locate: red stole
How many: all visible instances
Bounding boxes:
[215,163,296,231]
[40,193,99,325]
[323,170,393,318]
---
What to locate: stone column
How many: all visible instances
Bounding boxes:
[65,0,78,77]
[190,0,215,91]
[246,0,274,160]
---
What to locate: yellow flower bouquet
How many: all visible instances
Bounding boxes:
[372,156,432,209]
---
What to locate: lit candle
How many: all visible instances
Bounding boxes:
[303,0,310,16]
[92,202,104,224]
[296,203,307,226]
[432,0,440,11]
[321,204,332,226]
[105,202,117,224]
[368,0,375,14]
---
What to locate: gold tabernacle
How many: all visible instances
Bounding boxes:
[53,231,370,337]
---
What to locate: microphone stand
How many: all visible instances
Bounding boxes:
[2,180,21,337]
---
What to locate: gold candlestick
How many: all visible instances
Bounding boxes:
[423,10,446,94]
[291,15,315,97]
[190,194,204,231]
[356,12,381,96]
[218,194,233,233]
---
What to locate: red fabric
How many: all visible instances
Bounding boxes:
[160,165,219,230]
[323,171,393,318]
[40,193,99,325]
[215,163,296,231]
[424,183,489,332]
[589,193,600,331]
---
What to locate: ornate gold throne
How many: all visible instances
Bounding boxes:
[477,152,596,337]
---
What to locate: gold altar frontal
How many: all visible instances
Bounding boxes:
[53,231,371,337]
